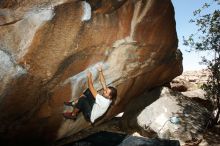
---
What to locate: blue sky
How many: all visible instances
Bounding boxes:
[172,0,219,71]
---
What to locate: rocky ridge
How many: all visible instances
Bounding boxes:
[170,69,210,92]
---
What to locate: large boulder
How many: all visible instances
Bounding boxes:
[0,0,182,145]
[118,136,180,146]
[121,87,211,144]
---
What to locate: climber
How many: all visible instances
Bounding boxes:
[63,65,117,123]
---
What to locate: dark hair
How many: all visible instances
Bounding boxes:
[108,86,117,99]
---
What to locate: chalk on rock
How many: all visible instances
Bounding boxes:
[81,1,91,21]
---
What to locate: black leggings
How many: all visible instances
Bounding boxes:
[75,93,95,122]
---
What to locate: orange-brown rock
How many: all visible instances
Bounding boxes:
[0,0,182,145]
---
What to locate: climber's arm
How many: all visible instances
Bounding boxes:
[98,65,107,90]
[87,71,97,98]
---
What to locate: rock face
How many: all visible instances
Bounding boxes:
[0,0,182,145]
[118,136,180,146]
[121,87,211,144]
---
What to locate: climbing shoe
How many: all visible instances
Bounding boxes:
[64,101,74,106]
[63,101,73,106]
[63,112,77,120]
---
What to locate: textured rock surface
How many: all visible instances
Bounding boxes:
[0,0,182,145]
[170,69,210,92]
[118,136,180,146]
[121,87,211,144]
